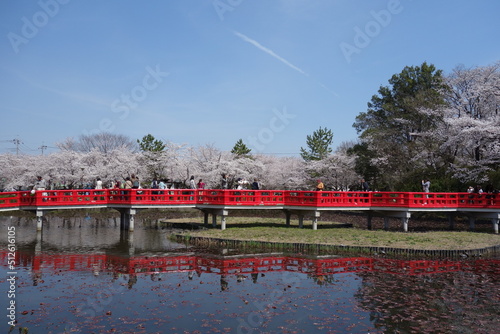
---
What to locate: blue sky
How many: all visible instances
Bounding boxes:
[1,0,499,156]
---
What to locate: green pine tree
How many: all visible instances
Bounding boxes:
[137,134,166,152]
[300,127,333,161]
[231,139,251,157]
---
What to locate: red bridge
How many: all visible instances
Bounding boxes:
[1,189,499,233]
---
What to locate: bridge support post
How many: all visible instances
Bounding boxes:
[120,211,127,230]
[199,209,228,230]
[367,214,372,230]
[221,215,227,230]
[119,229,135,256]
[448,213,455,230]
[465,212,499,234]
[298,214,304,228]
[384,217,390,231]
[203,212,209,227]
[402,216,409,232]
[468,217,476,231]
[129,212,135,232]
[285,211,291,227]
[372,210,411,232]
[215,209,228,230]
[312,211,320,230]
[284,210,320,229]
[35,230,42,254]
[36,210,44,231]
[119,208,137,232]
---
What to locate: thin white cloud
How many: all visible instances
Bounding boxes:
[233,31,309,77]
[10,68,111,108]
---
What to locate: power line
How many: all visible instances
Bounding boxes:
[12,138,22,155]
[39,145,48,155]
[0,138,58,155]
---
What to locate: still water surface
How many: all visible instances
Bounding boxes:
[1,215,499,333]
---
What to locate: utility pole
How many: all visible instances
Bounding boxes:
[39,145,48,155]
[12,138,21,155]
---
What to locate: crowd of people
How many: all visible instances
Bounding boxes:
[5,174,499,195]
[25,173,262,192]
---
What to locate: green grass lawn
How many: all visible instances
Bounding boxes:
[166,217,499,250]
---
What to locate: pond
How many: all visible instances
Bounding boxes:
[1,215,498,334]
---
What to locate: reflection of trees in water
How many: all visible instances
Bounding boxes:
[307,274,336,286]
[355,269,499,333]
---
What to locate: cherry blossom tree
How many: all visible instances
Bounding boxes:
[439,62,500,184]
[255,154,305,190]
[57,132,138,153]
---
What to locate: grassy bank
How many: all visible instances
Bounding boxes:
[166,217,499,251]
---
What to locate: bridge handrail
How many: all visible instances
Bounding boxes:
[3,250,498,276]
[0,189,498,210]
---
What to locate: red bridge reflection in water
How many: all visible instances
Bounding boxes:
[3,251,498,278]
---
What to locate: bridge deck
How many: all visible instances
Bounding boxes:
[1,189,499,232]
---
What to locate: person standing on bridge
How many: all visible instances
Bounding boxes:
[422,179,431,203]
[131,174,140,189]
[95,177,103,189]
[360,179,370,192]
[251,179,260,190]
[189,176,196,189]
[316,180,324,191]
[221,174,228,189]
[33,176,46,191]
[421,179,430,193]
[124,177,133,189]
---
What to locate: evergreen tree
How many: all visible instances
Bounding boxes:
[137,134,166,180]
[347,142,380,189]
[231,139,251,157]
[137,134,166,152]
[300,127,333,161]
[352,62,448,190]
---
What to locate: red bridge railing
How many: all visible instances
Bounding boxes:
[0,189,498,210]
[3,250,499,277]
